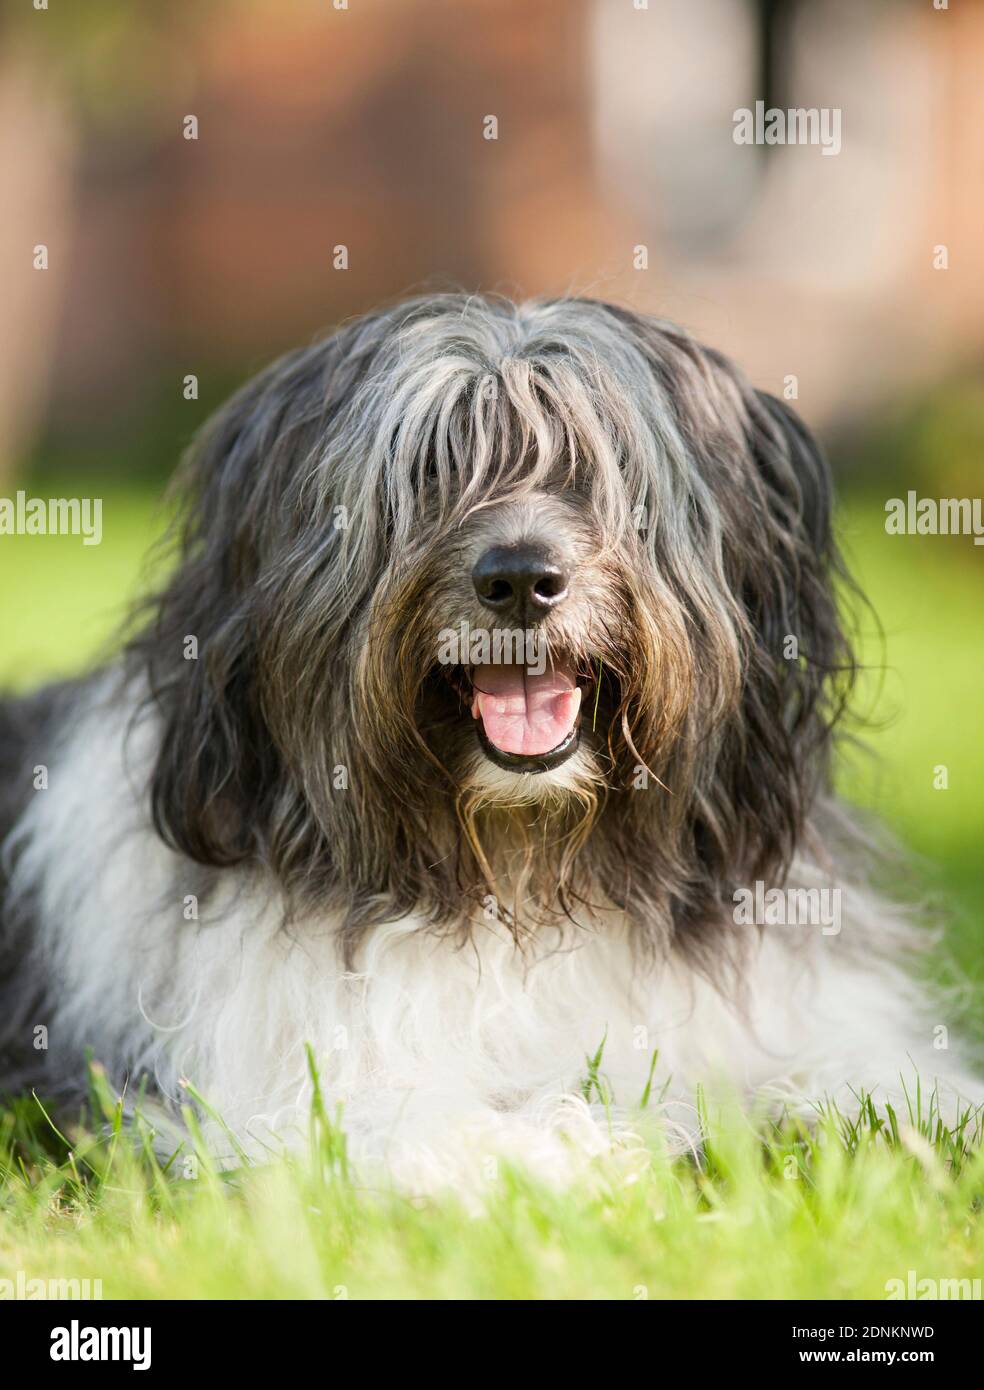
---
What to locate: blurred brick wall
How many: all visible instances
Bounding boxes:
[49,0,621,422]
[3,0,983,469]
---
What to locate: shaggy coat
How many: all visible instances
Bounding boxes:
[0,296,976,1188]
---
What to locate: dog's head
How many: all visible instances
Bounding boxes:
[138,295,855,961]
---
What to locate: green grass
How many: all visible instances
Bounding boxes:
[2,1065,982,1300]
[0,484,981,1299]
[836,500,984,1021]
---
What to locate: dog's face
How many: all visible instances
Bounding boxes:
[140,295,854,959]
[387,488,626,799]
[403,494,600,789]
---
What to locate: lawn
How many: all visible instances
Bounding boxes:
[0,485,981,1300]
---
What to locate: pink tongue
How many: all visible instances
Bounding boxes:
[472,663,581,756]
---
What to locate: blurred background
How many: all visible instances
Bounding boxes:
[1,0,982,1023]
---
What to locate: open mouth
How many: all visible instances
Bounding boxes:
[469,659,584,773]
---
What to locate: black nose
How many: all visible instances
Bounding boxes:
[472,544,569,615]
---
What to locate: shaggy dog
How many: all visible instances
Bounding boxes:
[0,295,977,1186]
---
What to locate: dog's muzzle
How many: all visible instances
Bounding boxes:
[463,542,583,772]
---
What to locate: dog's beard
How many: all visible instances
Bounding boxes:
[414,651,610,936]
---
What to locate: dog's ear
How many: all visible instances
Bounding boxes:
[137,342,348,870]
[740,388,849,676]
[137,325,422,908]
[744,383,850,834]
[141,400,281,868]
[678,380,857,907]
[747,389,834,559]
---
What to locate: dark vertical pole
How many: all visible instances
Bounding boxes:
[755,0,795,159]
